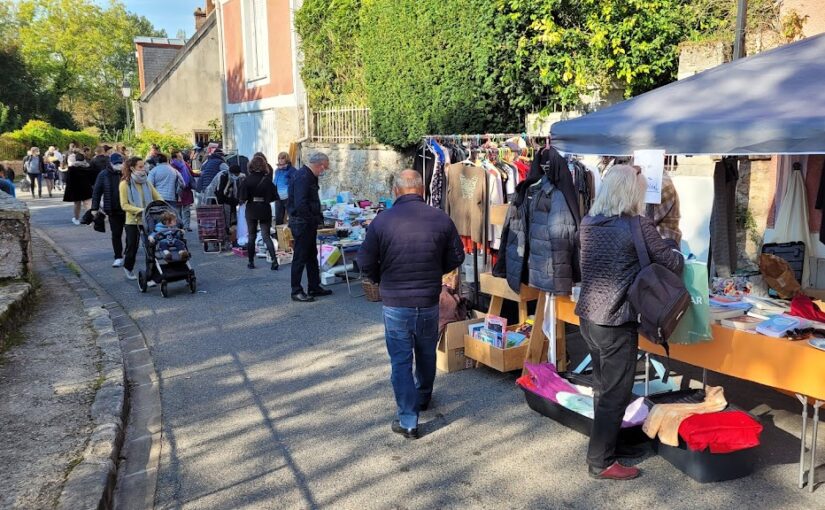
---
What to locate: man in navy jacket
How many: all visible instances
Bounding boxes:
[357,169,464,439]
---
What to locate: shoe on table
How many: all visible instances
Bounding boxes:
[588,462,640,480]
[391,420,419,440]
[308,287,333,297]
[123,268,137,280]
[291,292,315,303]
[112,258,124,268]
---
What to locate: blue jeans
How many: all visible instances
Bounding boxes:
[383,305,439,429]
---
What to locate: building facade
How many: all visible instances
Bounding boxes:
[216,0,307,163]
[133,5,223,143]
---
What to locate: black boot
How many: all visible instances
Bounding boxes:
[271,260,279,271]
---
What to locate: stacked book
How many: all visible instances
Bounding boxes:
[709,295,752,321]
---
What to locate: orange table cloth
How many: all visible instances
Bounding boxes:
[555,296,825,402]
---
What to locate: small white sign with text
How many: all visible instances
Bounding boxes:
[633,149,666,204]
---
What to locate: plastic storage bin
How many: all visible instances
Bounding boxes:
[646,389,759,483]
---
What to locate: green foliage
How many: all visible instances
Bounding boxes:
[12,0,164,131]
[0,134,26,160]
[360,0,519,148]
[207,119,223,143]
[130,130,191,158]
[295,0,366,108]
[2,120,98,155]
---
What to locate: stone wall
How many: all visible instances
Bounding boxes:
[0,191,31,280]
[300,143,411,203]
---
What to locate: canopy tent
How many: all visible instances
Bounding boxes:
[550,33,825,156]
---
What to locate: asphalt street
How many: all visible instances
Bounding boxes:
[27,194,825,510]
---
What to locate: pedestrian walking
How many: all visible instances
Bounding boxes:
[170,150,194,231]
[119,157,162,281]
[239,155,279,270]
[273,152,296,225]
[147,153,183,214]
[575,165,683,480]
[23,147,45,198]
[91,153,127,268]
[63,152,94,224]
[196,148,226,193]
[356,170,465,439]
[287,152,332,302]
[43,151,59,197]
[0,166,16,197]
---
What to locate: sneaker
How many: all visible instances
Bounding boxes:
[112,258,124,268]
[123,268,137,280]
[147,280,157,288]
[71,218,80,225]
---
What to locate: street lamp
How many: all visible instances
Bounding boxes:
[121,80,132,134]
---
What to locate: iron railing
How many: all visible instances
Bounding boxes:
[310,107,374,144]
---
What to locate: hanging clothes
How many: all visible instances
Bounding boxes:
[772,163,813,286]
[445,162,487,245]
[710,157,739,277]
[814,158,825,245]
[646,173,682,245]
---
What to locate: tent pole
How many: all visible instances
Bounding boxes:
[734,0,748,60]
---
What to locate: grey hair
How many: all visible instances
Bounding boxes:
[308,152,329,166]
[589,164,646,217]
[393,170,423,190]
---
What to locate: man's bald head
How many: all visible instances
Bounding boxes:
[393,169,424,197]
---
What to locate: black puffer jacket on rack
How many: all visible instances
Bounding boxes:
[527,177,579,294]
[493,178,540,292]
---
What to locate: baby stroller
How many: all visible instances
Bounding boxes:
[138,201,197,297]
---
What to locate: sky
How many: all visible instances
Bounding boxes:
[102,0,199,39]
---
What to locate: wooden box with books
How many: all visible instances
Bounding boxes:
[464,324,549,372]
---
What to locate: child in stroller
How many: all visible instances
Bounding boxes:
[139,201,197,297]
[149,211,190,262]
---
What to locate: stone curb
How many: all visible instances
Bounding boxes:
[31,229,128,510]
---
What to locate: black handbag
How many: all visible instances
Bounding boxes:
[93,211,106,233]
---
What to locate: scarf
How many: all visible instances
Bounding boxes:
[128,174,154,210]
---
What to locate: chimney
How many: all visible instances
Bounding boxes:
[194,7,206,32]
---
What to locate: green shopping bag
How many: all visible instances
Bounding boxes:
[669,259,713,344]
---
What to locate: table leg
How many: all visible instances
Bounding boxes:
[338,246,364,298]
[810,400,822,493]
[797,394,809,489]
[702,368,708,392]
[644,353,650,397]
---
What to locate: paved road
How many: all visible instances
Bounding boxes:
[28,195,825,510]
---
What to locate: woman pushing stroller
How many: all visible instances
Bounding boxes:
[120,157,162,281]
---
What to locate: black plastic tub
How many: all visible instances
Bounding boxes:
[646,389,760,483]
[521,386,649,445]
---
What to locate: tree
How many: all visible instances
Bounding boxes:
[15,0,164,131]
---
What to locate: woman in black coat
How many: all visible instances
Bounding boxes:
[575,164,683,481]
[63,152,95,224]
[239,154,279,270]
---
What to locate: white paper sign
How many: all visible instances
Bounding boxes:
[633,150,666,204]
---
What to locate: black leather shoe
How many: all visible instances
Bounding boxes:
[391,420,419,439]
[247,262,255,269]
[291,292,315,303]
[271,261,279,271]
[418,399,431,412]
[308,287,333,297]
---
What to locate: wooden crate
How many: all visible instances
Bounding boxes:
[464,326,548,372]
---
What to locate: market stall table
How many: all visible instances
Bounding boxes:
[552,295,825,491]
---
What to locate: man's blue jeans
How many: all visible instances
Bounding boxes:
[383,305,439,429]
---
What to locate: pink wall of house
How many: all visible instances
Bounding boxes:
[222,0,295,104]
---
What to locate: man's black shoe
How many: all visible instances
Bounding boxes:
[271,261,279,271]
[391,420,419,439]
[418,400,430,412]
[308,287,333,297]
[291,292,315,303]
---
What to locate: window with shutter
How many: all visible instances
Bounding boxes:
[242,0,270,83]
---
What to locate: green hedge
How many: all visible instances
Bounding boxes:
[2,120,98,157]
[130,130,191,158]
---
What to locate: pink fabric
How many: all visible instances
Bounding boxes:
[520,362,579,403]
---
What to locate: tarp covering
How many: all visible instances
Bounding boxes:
[550,33,825,156]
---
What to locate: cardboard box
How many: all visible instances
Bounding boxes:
[275,225,293,250]
[464,324,548,372]
[436,315,484,373]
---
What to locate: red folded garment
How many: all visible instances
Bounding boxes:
[678,411,763,454]
[790,294,825,322]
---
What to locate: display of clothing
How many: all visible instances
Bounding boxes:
[710,157,739,277]
[773,164,813,286]
[445,163,487,244]
[643,386,728,447]
[647,173,682,245]
[677,410,763,454]
[485,161,505,249]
